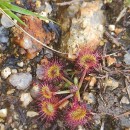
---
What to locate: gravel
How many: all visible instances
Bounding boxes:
[20,93,33,108]
[1,14,15,28]
[27,111,39,117]
[9,73,32,90]
[1,67,11,79]
[0,108,7,118]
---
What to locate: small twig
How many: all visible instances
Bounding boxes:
[56,0,81,6]
[125,79,130,100]
[102,42,106,67]
[56,94,73,107]
[116,7,127,23]
[99,93,107,106]
[104,31,122,47]
[61,75,74,86]
[116,110,130,118]
[75,68,87,101]
[100,121,105,130]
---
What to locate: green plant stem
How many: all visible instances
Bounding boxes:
[61,75,73,86]
[56,94,73,107]
[75,68,87,101]
[53,90,71,95]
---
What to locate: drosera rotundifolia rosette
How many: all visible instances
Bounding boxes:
[34,47,100,129]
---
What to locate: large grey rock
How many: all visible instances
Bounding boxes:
[9,73,32,90]
[60,0,105,59]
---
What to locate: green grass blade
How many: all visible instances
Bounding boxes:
[2,2,54,22]
[0,4,26,26]
[2,2,59,24]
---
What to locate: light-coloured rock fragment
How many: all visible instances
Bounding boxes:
[7,89,15,95]
[30,83,40,98]
[78,125,85,130]
[11,69,17,74]
[0,118,4,123]
[108,25,115,31]
[83,92,96,104]
[61,0,105,59]
[1,67,11,79]
[0,123,5,130]
[20,93,33,107]
[1,14,15,28]
[27,111,38,117]
[26,67,31,72]
[89,77,97,87]
[104,78,119,90]
[45,2,52,14]
[9,73,32,90]
[17,62,24,67]
[120,96,130,104]
[0,109,7,118]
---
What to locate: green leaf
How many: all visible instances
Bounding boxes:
[0,3,26,26]
[1,2,57,24]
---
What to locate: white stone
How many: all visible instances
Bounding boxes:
[83,92,96,104]
[11,69,17,74]
[108,25,115,31]
[27,111,38,117]
[45,2,52,14]
[26,67,31,72]
[1,14,15,28]
[9,73,32,90]
[120,96,130,104]
[30,84,40,98]
[0,123,5,130]
[20,93,33,108]
[17,62,24,67]
[7,89,15,95]
[0,109,7,118]
[1,67,11,79]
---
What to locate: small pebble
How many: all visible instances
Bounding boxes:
[0,109,7,118]
[104,78,119,90]
[1,15,14,28]
[26,67,31,72]
[45,2,52,14]
[108,25,115,31]
[0,25,9,43]
[7,89,15,95]
[27,111,39,117]
[20,93,33,108]
[78,125,85,130]
[17,62,24,67]
[44,49,53,59]
[11,69,17,74]
[89,77,97,88]
[1,67,11,79]
[0,118,4,123]
[120,96,130,104]
[9,73,32,90]
[30,84,40,98]
[83,92,96,104]
[0,123,5,130]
